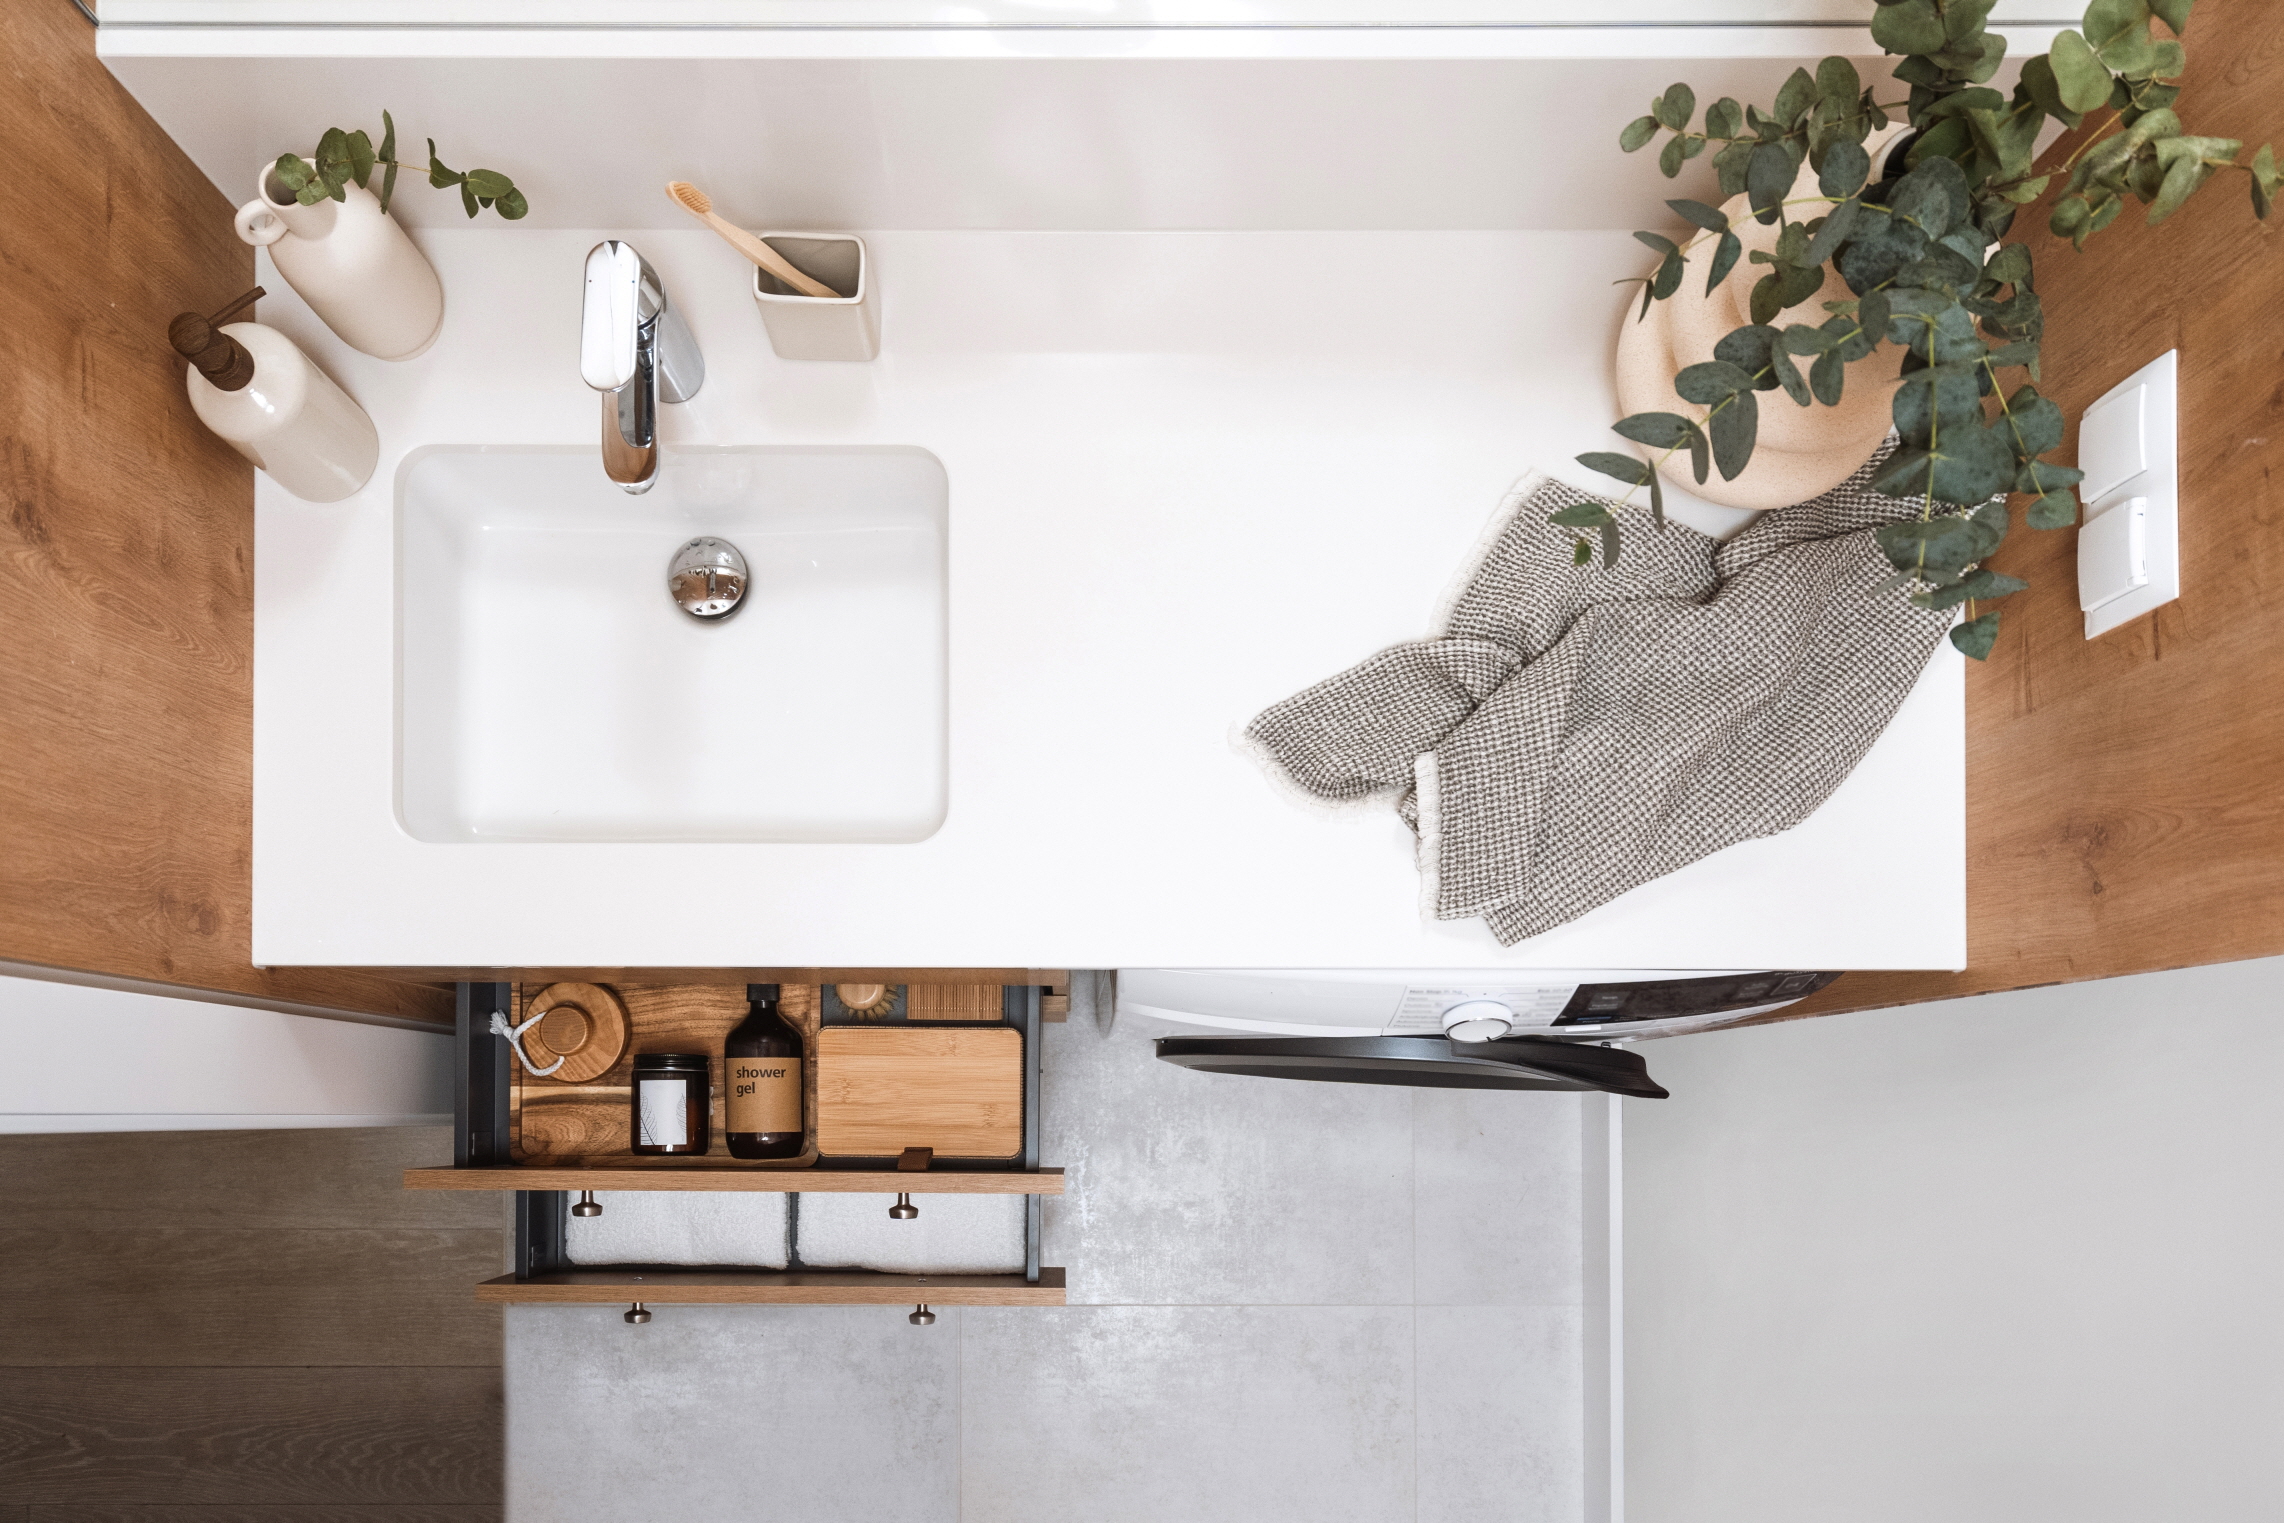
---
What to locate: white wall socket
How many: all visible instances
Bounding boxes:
[2074,350,2178,639]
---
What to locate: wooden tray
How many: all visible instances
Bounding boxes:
[510,983,822,1166]
[813,1025,1023,1159]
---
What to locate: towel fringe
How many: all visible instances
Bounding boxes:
[1228,721,1396,818]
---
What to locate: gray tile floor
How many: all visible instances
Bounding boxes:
[508,1010,1597,1522]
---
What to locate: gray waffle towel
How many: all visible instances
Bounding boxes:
[1243,442,1951,944]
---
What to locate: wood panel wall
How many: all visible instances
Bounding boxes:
[1786,0,2284,1022]
[0,1125,503,1519]
[0,2,449,1024]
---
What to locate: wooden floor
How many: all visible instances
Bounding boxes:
[0,1127,505,1521]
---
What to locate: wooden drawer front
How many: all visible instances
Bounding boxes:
[406,1165,1061,1194]
[475,1268,1065,1306]
[815,1025,1023,1158]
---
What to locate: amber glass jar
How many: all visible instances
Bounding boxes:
[630,1052,710,1155]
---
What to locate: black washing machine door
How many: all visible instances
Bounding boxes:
[1153,1034,1668,1099]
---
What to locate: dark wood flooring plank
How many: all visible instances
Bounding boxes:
[0,1369,500,1507]
[0,1231,502,1368]
[0,1130,490,1232]
[30,1509,500,1522]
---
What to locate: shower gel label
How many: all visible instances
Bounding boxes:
[728,1058,803,1134]
[638,1077,690,1147]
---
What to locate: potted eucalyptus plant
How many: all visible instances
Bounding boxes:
[1563,0,2275,658]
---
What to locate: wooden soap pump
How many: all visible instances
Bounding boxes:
[167,286,266,390]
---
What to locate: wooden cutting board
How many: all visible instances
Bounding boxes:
[813,1026,1023,1159]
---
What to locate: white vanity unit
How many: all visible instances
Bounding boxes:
[99,4,2003,974]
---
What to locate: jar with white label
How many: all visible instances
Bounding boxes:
[630,1053,711,1155]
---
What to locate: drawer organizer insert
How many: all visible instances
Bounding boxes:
[412,981,1066,1309]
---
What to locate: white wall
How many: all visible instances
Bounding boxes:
[0,972,454,1131]
[1622,957,2284,1523]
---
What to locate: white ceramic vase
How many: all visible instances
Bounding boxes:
[235,163,445,361]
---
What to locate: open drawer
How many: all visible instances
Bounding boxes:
[411,981,1068,1312]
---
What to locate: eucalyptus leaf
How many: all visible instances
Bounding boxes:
[1714,325,1784,389]
[1601,521,1623,569]
[1707,229,1744,292]
[1705,97,1744,139]
[1747,141,1794,225]
[2050,29,2117,111]
[346,129,375,189]
[1809,348,1848,405]
[1621,115,1660,152]
[1816,55,1861,111]
[2084,0,2157,71]
[465,168,516,200]
[1801,198,1860,265]
[2003,386,2065,456]
[1769,344,1812,406]
[1655,83,1696,131]
[1708,391,1759,480]
[1667,198,1729,232]
[1551,501,1617,528]
[1871,0,1947,54]
[2150,0,2193,34]
[2026,491,2079,528]
[1951,611,2001,660]
[1659,134,1688,178]
[1577,452,1654,486]
[380,159,398,213]
[497,187,529,220]
[1773,67,1817,126]
[1818,138,1870,199]
[1675,360,1756,404]
[378,109,397,166]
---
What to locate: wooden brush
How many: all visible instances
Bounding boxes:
[665,181,844,299]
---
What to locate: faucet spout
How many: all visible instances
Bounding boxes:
[581,241,704,494]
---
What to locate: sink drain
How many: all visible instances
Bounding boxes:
[668,537,748,619]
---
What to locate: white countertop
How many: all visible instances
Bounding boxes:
[252,227,1961,971]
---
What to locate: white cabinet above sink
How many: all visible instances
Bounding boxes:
[397,445,948,845]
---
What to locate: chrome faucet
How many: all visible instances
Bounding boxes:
[580,241,704,494]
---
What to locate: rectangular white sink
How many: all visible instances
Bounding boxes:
[397,445,948,844]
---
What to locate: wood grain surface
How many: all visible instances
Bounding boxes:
[1777,1,2284,1023]
[0,1368,501,1507]
[26,1509,504,1522]
[0,1127,493,1231]
[0,0,447,1025]
[0,1128,503,1517]
[814,1025,1024,1158]
[0,1229,504,1367]
[405,1165,1062,1194]
[475,1267,1065,1306]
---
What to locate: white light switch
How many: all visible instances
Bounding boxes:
[2075,353,2178,639]
[2077,496,2149,611]
[2077,383,2148,504]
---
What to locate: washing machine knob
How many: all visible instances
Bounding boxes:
[1441,999,1518,1043]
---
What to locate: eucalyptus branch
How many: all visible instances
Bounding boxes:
[272,110,529,222]
[1581,0,2269,660]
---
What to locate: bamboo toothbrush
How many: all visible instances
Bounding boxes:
[665,181,844,300]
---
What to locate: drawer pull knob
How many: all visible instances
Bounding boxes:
[624,1302,652,1325]
[572,1191,603,1218]
[889,1192,919,1220]
[908,1303,936,1326]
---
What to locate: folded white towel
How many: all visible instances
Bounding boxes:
[564,1190,790,1267]
[796,1191,1026,1275]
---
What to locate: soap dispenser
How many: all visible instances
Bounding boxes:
[169,286,378,503]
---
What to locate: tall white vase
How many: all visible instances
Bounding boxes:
[235,163,445,361]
